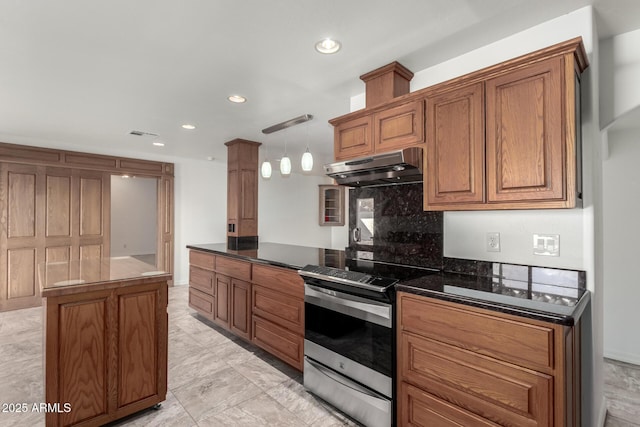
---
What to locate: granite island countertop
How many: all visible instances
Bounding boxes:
[187,242,346,270]
[397,260,590,326]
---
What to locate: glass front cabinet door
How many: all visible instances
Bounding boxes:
[319,185,345,226]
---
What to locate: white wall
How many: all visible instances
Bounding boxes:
[349,6,603,425]
[173,158,227,285]
[603,128,640,364]
[110,176,157,256]
[259,171,343,249]
[600,28,640,128]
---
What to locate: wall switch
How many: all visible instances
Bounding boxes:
[533,234,560,256]
[486,232,500,252]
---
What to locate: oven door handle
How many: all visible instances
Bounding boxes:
[304,356,388,406]
[304,284,392,328]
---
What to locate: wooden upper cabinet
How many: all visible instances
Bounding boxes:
[423,38,587,211]
[334,115,373,160]
[486,56,565,204]
[425,83,485,209]
[373,100,425,152]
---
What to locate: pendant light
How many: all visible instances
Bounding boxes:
[261,159,272,179]
[301,148,313,171]
[280,139,292,176]
[301,123,313,172]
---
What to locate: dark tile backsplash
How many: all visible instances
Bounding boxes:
[347,183,443,268]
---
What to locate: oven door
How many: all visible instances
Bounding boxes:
[304,283,393,397]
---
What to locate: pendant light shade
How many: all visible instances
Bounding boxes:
[280,155,292,176]
[301,148,313,171]
[261,160,272,178]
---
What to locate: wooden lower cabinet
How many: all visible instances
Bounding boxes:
[187,251,304,371]
[398,292,580,427]
[44,279,168,427]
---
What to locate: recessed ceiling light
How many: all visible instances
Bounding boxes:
[153,141,165,147]
[182,124,196,130]
[315,38,341,54]
[228,95,247,103]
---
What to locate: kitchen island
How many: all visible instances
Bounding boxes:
[40,257,170,427]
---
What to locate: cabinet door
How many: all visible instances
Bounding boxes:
[189,266,214,295]
[334,115,373,160]
[373,100,424,152]
[425,83,485,209]
[117,287,165,409]
[486,57,564,203]
[214,274,230,328]
[46,291,111,427]
[230,278,251,340]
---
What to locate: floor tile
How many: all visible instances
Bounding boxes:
[172,365,263,422]
[199,393,302,427]
[107,391,196,427]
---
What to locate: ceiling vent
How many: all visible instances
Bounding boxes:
[129,130,158,137]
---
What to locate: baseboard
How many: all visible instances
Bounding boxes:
[604,350,640,366]
[597,396,607,427]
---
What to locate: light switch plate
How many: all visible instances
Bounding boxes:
[533,234,560,256]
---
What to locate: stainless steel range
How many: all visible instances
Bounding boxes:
[299,260,436,427]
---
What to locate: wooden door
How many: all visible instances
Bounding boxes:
[214,274,230,328]
[373,100,424,153]
[425,83,485,210]
[230,278,251,340]
[485,56,564,203]
[333,115,373,160]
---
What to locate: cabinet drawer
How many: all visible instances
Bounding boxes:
[399,293,554,371]
[216,256,251,281]
[252,264,303,299]
[188,287,214,319]
[252,284,303,334]
[189,266,214,295]
[399,382,499,427]
[252,315,303,371]
[189,250,215,270]
[400,332,552,427]
[373,100,424,152]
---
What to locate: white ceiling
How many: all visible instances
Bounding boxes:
[1,0,639,172]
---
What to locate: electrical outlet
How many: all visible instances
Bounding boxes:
[486,232,500,252]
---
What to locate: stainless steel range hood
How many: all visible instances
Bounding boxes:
[324,147,423,187]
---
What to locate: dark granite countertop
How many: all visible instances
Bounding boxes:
[187,242,345,270]
[397,261,590,326]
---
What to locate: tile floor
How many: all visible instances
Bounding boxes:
[604,358,640,426]
[0,285,357,427]
[1,284,638,426]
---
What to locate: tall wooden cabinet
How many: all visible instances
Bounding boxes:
[225,139,260,249]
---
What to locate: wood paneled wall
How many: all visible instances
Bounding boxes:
[0,142,174,312]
